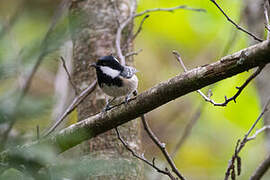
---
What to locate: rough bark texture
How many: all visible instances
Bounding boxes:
[50,40,270,153]
[1,40,270,167]
[244,0,270,148]
[69,0,142,179]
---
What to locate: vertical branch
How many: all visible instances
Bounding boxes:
[264,0,270,40]
[115,0,137,65]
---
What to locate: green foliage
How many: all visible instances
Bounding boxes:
[0,0,267,180]
[136,0,266,180]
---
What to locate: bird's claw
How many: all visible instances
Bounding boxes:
[125,96,130,104]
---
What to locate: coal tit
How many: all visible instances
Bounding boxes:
[91,55,138,110]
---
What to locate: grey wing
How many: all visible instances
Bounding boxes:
[120,66,137,79]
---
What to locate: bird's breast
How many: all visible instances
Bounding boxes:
[100,75,138,97]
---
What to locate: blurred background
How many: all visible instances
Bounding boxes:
[0,0,269,179]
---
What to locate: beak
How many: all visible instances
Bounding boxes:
[133,68,139,73]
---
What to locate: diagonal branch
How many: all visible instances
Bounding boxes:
[209,0,263,42]
[224,97,270,180]
[250,152,270,180]
[115,127,177,180]
[172,103,204,157]
[43,80,97,137]
[116,4,205,65]
[173,50,265,107]
[132,15,150,41]
[60,56,77,94]
[1,40,270,161]
[141,115,186,180]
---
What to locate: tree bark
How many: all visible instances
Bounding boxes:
[1,40,270,170]
[69,0,142,179]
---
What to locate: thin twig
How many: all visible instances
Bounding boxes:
[115,127,177,180]
[60,56,78,94]
[141,115,186,180]
[221,8,244,56]
[264,0,270,40]
[173,50,265,107]
[132,15,150,40]
[224,97,270,180]
[135,5,206,18]
[209,0,263,42]
[43,80,97,137]
[247,125,270,141]
[172,103,204,158]
[125,49,143,58]
[117,4,205,65]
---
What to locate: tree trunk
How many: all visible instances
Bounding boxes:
[69,0,142,179]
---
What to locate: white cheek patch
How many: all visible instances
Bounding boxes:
[100,66,120,78]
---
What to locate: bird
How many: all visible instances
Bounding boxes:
[91,55,138,111]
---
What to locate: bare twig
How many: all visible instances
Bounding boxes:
[141,115,186,180]
[209,0,263,42]
[132,15,150,40]
[135,5,206,18]
[125,49,143,58]
[116,4,205,65]
[115,127,177,180]
[1,40,269,156]
[247,125,270,141]
[60,56,77,94]
[173,50,265,107]
[172,103,204,158]
[221,8,244,56]
[115,0,137,65]
[224,97,270,180]
[43,80,97,137]
[264,0,270,40]
[250,152,270,180]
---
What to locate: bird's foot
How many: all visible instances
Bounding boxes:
[125,95,130,104]
[102,97,116,112]
[102,104,112,112]
[133,89,138,96]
